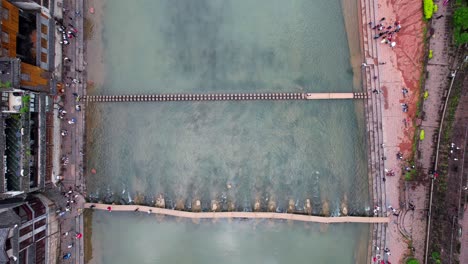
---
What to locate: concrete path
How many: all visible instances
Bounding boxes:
[84,203,389,224]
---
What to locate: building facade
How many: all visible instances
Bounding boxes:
[0,194,57,264]
[0,0,55,200]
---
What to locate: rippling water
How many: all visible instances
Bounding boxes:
[86,211,370,264]
[86,0,368,215]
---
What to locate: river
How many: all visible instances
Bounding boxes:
[85,0,370,262]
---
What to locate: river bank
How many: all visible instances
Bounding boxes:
[368,0,426,263]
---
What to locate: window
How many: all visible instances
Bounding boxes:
[21,73,31,82]
[20,224,33,236]
[14,204,33,223]
[41,24,47,35]
[34,230,45,240]
[41,52,47,63]
[1,31,9,43]
[2,8,9,20]
[42,0,50,9]
[19,237,33,250]
[34,218,46,229]
[41,38,47,49]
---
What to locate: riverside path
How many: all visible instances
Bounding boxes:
[85,203,389,224]
[81,92,368,102]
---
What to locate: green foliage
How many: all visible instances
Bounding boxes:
[21,95,30,104]
[19,106,29,114]
[20,95,30,114]
[424,90,429,100]
[454,7,468,44]
[0,81,11,88]
[428,49,433,59]
[432,251,441,263]
[406,258,420,264]
[434,4,438,13]
[423,0,434,19]
[420,129,425,140]
[11,114,20,121]
[405,169,418,181]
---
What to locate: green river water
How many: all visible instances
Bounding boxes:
[85,0,370,263]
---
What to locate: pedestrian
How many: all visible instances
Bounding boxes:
[436,15,444,19]
[384,248,390,253]
[89,204,96,209]
[380,17,385,21]
[134,208,139,212]
[148,209,152,214]
[373,89,379,94]
[379,62,386,65]
[393,212,399,217]
[107,206,112,212]
[362,63,368,67]
[76,233,82,239]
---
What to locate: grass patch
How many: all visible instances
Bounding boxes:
[83,209,94,264]
[84,18,94,41]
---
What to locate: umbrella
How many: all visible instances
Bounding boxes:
[63,253,71,260]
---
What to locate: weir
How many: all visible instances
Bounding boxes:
[86,203,389,224]
[81,92,368,102]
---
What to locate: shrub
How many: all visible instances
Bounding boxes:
[428,49,433,59]
[454,7,468,44]
[423,0,434,19]
[434,4,438,13]
[406,258,420,264]
[420,129,425,141]
[424,90,429,100]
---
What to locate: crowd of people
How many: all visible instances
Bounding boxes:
[370,17,402,49]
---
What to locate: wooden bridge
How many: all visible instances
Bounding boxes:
[85,203,388,224]
[81,92,368,102]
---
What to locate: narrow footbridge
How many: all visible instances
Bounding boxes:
[82,92,368,102]
[85,203,388,224]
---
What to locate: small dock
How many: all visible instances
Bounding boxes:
[82,92,368,102]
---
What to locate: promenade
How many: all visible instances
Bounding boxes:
[357,0,388,262]
[85,203,389,224]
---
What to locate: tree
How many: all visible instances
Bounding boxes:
[406,258,420,264]
[454,7,468,44]
[423,0,434,19]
